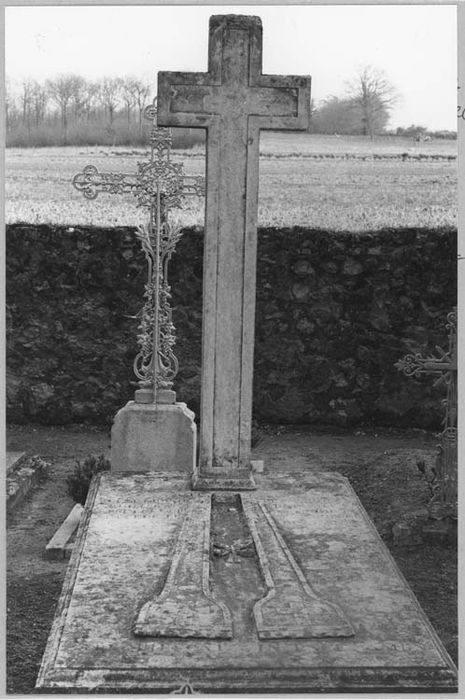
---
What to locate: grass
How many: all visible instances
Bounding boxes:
[5,133,457,231]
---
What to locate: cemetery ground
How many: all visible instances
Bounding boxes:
[6,122,458,689]
[6,421,457,694]
[6,132,457,231]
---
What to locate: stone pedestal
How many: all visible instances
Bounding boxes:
[110,401,196,473]
[36,471,457,693]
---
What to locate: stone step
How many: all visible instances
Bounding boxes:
[45,504,84,561]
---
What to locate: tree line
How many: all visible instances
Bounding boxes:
[6,66,456,147]
[6,74,164,148]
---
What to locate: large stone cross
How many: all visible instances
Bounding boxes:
[157,14,311,489]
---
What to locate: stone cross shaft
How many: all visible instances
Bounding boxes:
[157,14,311,489]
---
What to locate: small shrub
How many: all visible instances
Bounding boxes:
[416,458,438,498]
[29,455,51,483]
[66,454,111,505]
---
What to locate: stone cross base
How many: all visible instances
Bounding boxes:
[110,401,196,473]
[192,469,256,491]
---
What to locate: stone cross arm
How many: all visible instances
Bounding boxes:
[158,70,310,131]
[157,15,310,132]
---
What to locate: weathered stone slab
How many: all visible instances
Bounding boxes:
[36,471,457,693]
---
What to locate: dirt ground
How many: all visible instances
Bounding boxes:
[6,422,457,693]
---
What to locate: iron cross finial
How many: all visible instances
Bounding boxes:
[72,98,205,404]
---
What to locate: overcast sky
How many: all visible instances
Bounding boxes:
[5,4,458,130]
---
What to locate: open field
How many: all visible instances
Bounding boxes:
[258,132,458,156]
[6,133,457,231]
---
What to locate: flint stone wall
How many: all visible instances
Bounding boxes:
[6,224,456,429]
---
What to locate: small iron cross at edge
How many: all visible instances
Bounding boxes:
[395,308,456,428]
[396,309,457,519]
[395,309,456,389]
[395,308,457,430]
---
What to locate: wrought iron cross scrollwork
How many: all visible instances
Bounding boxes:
[395,309,457,518]
[73,100,205,404]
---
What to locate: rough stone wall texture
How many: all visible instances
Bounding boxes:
[6,225,456,428]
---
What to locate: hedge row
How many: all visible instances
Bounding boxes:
[6,224,456,428]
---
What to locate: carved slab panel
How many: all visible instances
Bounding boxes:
[241,496,354,639]
[134,493,232,638]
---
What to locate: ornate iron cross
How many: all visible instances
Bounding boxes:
[395,308,457,518]
[73,101,205,404]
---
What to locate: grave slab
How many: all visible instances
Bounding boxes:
[36,471,457,693]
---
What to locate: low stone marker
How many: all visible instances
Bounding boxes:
[36,14,457,694]
[7,453,49,517]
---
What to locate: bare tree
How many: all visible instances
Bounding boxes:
[130,79,151,134]
[5,77,18,130]
[100,77,123,126]
[80,81,101,121]
[121,77,138,129]
[20,79,34,129]
[346,66,399,139]
[31,81,48,127]
[69,76,87,120]
[47,74,81,143]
